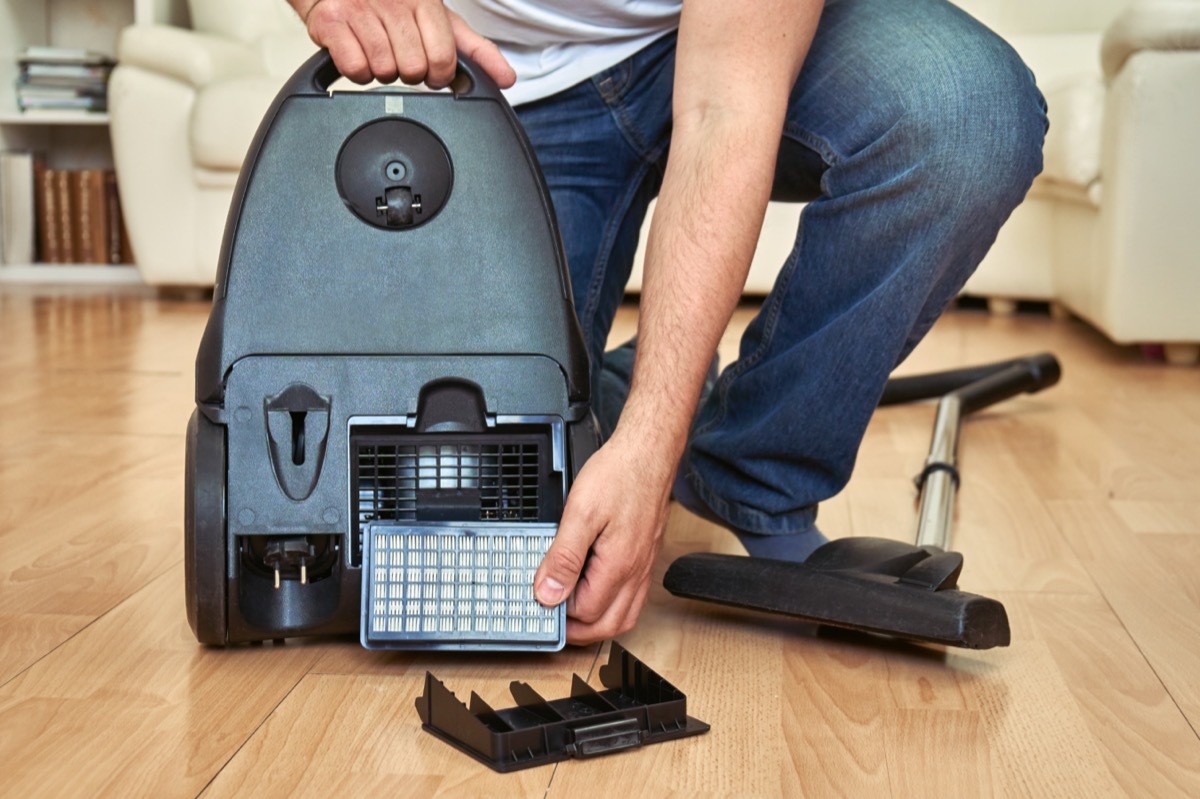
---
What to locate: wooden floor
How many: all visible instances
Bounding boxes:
[1,286,1199,797]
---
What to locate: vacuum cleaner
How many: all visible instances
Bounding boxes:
[183,50,598,651]
[664,353,1061,650]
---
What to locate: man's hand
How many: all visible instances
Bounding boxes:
[533,429,674,645]
[289,0,515,88]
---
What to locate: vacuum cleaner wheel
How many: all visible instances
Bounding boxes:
[184,410,228,645]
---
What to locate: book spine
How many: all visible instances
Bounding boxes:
[118,204,134,266]
[57,169,76,263]
[105,171,121,265]
[37,167,61,264]
[87,170,109,266]
[76,170,94,263]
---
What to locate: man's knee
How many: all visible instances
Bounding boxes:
[899,36,1048,212]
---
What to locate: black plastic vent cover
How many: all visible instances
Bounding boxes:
[415,641,709,772]
[351,428,559,565]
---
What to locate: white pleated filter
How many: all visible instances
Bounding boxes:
[361,522,563,649]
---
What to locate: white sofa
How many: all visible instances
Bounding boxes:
[109,0,1200,361]
[109,0,313,286]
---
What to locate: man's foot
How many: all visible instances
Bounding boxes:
[671,470,829,562]
[602,338,827,560]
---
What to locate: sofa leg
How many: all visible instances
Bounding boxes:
[987,298,1018,316]
[1163,344,1200,366]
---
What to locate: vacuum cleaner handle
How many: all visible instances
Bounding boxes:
[913,353,1060,551]
[952,353,1061,416]
[880,352,1061,408]
[281,48,503,102]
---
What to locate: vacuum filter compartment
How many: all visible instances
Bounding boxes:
[352,419,567,650]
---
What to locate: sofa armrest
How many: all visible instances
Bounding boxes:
[1101,1,1200,78]
[1084,46,1200,341]
[116,25,265,88]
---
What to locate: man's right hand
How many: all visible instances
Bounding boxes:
[289,0,515,89]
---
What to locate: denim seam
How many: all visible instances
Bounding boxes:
[590,79,666,164]
[579,158,655,332]
[782,122,842,167]
[684,469,819,536]
[690,238,803,441]
[680,195,810,534]
[687,124,829,443]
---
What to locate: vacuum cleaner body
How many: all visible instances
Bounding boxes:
[184,52,596,650]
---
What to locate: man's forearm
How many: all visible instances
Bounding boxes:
[614,1,824,470]
[614,122,776,467]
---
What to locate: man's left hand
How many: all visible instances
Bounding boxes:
[532,430,674,645]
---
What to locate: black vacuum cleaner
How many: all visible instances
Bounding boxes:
[184,50,599,651]
[663,353,1061,649]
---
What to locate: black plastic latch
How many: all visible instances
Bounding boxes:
[264,383,331,501]
[567,718,643,758]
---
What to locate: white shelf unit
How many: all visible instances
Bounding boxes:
[0,110,111,126]
[0,263,142,284]
[0,0,189,284]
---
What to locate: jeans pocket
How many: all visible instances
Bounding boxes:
[592,59,632,104]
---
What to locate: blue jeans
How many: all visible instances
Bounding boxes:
[515,0,1046,538]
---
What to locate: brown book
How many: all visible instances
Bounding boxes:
[118,213,134,266]
[105,170,121,264]
[56,169,75,263]
[74,170,92,263]
[91,170,110,265]
[36,166,61,263]
[75,169,108,264]
[109,172,134,266]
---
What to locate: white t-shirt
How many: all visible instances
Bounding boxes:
[446,0,682,105]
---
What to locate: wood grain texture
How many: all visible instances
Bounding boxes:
[1,289,1198,797]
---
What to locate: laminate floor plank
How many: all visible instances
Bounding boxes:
[1045,500,1200,732]
[0,563,333,798]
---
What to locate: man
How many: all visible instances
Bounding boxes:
[285,0,1046,646]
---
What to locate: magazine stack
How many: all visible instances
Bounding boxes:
[16,47,115,115]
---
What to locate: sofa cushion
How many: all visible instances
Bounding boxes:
[954,0,1126,36]
[261,33,319,78]
[1008,33,1105,193]
[191,76,282,171]
[188,0,304,44]
[1039,76,1105,192]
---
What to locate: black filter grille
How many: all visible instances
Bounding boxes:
[351,429,557,565]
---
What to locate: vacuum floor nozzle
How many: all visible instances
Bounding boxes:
[663,355,1057,650]
[664,541,1010,650]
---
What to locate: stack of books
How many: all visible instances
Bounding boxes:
[35,166,132,265]
[1,151,132,266]
[17,47,115,115]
